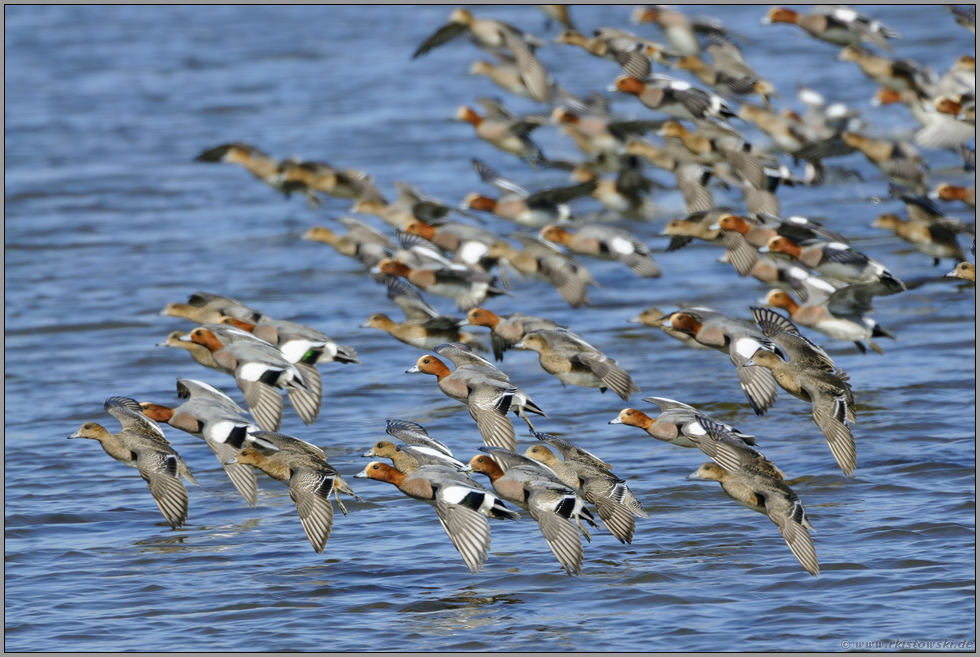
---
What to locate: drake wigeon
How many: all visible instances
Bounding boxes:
[468,449,598,576]
[303,217,395,274]
[180,327,320,431]
[139,380,265,507]
[195,143,284,192]
[841,132,927,194]
[157,330,222,371]
[232,439,361,554]
[714,213,848,277]
[484,235,595,308]
[914,96,976,150]
[404,219,499,267]
[361,278,483,351]
[362,440,466,473]
[871,213,967,266]
[687,417,818,577]
[433,342,510,381]
[747,308,857,476]
[69,397,198,529]
[414,8,550,103]
[763,235,905,291]
[407,354,546,451]
[222,316,359,366]
[525,431,648,545]
[540,224,661,278]
[464,307,561,361]
[652,308,780,416]
[514,328,639,401]
[456,99,550,163]
[933,183,975,209]
[612,74,736,122]
[610,396,756,449]
[356,461,519,574]
[765,287,896,354]
[377,258,506,312]
[160,292,265,326]
[465,159,597,228]
[763,6,898,51]
[945,261,976,283]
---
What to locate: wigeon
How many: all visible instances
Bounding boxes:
[610,396,756,449]
[514,328,639,401]
[763,6,898,51]
[69,397,198,529]
[356,461,519,574]
[687,418,818,577]
[540,224,661,278]
[464,307,561,361]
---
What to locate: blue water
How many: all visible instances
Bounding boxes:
[5,5,975,651]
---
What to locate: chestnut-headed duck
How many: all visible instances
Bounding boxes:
[946,261,976,283]
[933,183,975,209]
[407,354,546,451]
[484,235,595,308]
[763,235,905,291]
[361,278,483,351]
[687,418,818,577]
[763,6,898,52]
[139,380,264,507]
[362,440,466,474]
[377,257,505,312]
[356,461,519,574]
[653,308,781,416]
[871,213,967,266]
[157,330,223,371]
[914,96,977,150]
[456,99,549,163]
[221,316,359,366]
[714,213,847,278]
[180,327,320,431]
[404,219,499,265]
[765,287,896,355]
[612,74,736,121]
[464,308,561,361]
[195,143,283,191]
[466,158,596,228]
[468,449,598,575]
[514,328,639,401]
[525,431,648,545]
[747,308,856,476]
[160,292,265,326]
[414,9,550,103]
[70,397,198,529]
[433,342,509,382]
[232,442,361,554]
[540,224,661,278]
[610,396,756,449]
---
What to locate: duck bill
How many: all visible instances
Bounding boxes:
[608,417,623,424]
[405,365,421,373]
[686,470,706,480]
[361,449,376,458]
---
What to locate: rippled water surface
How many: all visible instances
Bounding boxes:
[5,5,976,652]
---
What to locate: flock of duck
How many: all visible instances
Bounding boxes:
[70,5,975,579]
